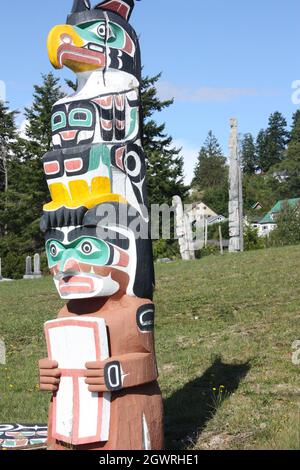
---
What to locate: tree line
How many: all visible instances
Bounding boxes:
[191,110,300,220]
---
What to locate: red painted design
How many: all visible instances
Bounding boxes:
[44,161,60,175]
[123,32,134,56]
[58,44,106,69]
[93,96,113,108]
[64,158,83,172]
[101,119,113,131]
[97,1,131,20]
[114,94,125,110]
[59,276,95,295]
[115,146,125,170]
[116,120,125,131]
[115,248,129,267]
[60,130,78,141]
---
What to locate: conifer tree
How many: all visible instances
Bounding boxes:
[258,112,289,172]
[192,131,227,190]
[241,133,257,174]
[141,74,188,205]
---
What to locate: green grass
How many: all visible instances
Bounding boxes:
[1,245,300,449]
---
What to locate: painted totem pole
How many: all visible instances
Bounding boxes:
[39,0,164,450]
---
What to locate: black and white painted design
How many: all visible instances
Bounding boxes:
[0,424,47,449]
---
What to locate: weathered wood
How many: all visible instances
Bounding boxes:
[219,225,224,255]
[228,118,244,252]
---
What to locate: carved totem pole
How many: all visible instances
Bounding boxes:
[228,118,244,252]
[39,0,164,450]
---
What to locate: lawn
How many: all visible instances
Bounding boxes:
[0,245,300,450]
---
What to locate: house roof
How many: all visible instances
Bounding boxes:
[251,201,263,210]
[207,215,226,224]
[259,198,300,224]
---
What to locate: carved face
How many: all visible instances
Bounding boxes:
[51,89,139,149]
[46,223,135,300]
[47,13,139,78]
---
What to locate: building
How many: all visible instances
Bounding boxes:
[185,202,219,221]
[207,215,227,225]
[254,198,300,237]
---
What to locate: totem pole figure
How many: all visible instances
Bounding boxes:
[39,0,164,450]
[228,118,244,252]
[172,196,195,260]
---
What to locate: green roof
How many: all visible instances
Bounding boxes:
[259,198,300,224]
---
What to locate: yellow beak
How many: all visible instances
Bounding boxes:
[47,25,85,70]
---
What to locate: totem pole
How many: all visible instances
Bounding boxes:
[228,118,244,252]
[39,0,164,450]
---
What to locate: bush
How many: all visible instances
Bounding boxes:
[207,220,229,240]
[244,225,265,251]
[196,244,219,259]
[268,202,300,247]
[152,239,180,260]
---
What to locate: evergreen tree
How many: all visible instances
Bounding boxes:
[192,131,227,190]
[276,110,300,198]
[141,74,188,205]
[256,129,268,173]
[258,112,289,172]
[24,72,64,156]
[0,101,18,193]
[241,133,257,174]
[0,74,64,277]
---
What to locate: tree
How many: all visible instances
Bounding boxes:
[268,201,300,247]
[256,129,268,173]
[0,74,64,277]
[241,133,257,174]
[141,74,188,206]
[0,101,18,193]
[275,110,300,198]
[258,112,289,172]
[192,131,227,190]
[24,73,64,157]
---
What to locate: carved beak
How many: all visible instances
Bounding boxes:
[47,25,106,73]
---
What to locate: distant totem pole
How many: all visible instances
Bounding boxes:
[228,118,244,253]
[39,0,164,450]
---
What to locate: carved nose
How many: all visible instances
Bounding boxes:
[62,258,81,273]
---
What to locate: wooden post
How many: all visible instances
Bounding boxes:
[228,118,244,252]
[205,219,208,248]
[219,225,224,255]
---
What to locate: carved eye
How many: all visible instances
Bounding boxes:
[97,24,115,40]
[80,241,95,255]
[97,24,106,38]
[50,243,59,257]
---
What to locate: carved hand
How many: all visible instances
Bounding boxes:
[39,358,61,392]
[85,360,122,393]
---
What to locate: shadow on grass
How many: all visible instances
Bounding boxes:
[164,356,251,450]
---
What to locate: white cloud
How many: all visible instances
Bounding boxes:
[158,81,278,103]
[173,138,199,185]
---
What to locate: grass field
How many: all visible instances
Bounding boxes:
[0,245,300,450]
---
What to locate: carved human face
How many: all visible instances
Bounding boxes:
[46,224,136,300]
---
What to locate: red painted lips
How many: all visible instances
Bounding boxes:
[59,276,95,295]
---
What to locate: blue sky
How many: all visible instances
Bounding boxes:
[0,0,299,182]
